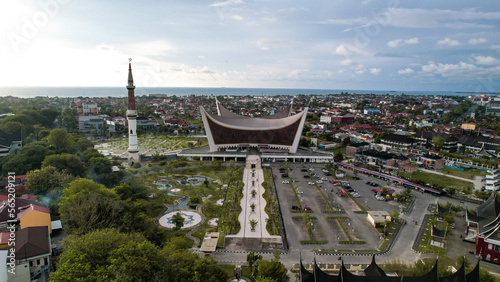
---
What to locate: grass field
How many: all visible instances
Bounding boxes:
[400,171,474,191]
[441,167,486,180]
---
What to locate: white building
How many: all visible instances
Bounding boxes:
[485,168,500,191]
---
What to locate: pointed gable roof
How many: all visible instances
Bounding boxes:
[16,204,50,219]
[364,255,386,277]
[12,226,50,260]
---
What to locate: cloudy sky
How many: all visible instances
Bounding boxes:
[1,0,500,92]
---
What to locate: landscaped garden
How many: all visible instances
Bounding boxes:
[95,134,207,157]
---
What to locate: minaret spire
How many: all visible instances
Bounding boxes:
[127,58,136,110]
[126,58,139,164]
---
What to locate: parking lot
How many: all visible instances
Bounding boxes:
[274,163,405,251]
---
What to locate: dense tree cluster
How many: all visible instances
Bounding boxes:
[51,229,228,282]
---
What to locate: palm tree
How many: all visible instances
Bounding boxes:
[249,219,258,231]
[250,203,256,212]
[251,189,257,198]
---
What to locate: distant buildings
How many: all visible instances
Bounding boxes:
[485,97,500,116]
[77,103,100,114]
[78,115,108,132]
[0,129,22,157]
[320,112,354,124]
[380,133,414,151]
[363,109,381,115]
[354,149,417,173]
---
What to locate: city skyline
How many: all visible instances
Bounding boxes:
[1,0,500,92]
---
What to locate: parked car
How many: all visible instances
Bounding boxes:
[321,177,328,181]
[303,206,312,211]
[292,205,300,211]
[330,180,339,184]
[308,182,315,185]
[352,193,360,198]
[301,169,308,172]
[304,175,310,178]
[371,188,378,192]
[282,180,290,184]
[281,174,288,178]
[316,180,323,184]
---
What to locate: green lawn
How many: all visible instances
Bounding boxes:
[400,171,474,191]
[417,214,446,255]
[441,168,486,180]
[327,146,346,155]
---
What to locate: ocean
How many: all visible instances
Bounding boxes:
[0,86,491,98]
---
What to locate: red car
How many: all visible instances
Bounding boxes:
[303,206,312,211]
[371,188,378,192]
[330,180,339,184]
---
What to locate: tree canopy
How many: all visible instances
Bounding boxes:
[51,228,228,282]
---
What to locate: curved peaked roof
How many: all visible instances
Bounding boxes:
[201,101,307,153]
[364,255,386,277]
[299,257,480,282]
[202,105,306,130]
[476,192,500,218]
[216,100,293,120]
[432,225,447,238]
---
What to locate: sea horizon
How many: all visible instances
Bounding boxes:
[0,86,498,98]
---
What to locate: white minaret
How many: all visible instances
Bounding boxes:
[126,58,139,164]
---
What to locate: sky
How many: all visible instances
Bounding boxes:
[1,0,500,92]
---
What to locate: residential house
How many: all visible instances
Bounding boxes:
[17,204,52,234]
[415,154,445,170]
[345,142,370,157]
[7,226,51,282]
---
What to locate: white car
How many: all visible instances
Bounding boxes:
[352,193,360,198]
[282,180,290,184]
[308,182,315,185]
[316,180,323,184]
[321,177,328,181]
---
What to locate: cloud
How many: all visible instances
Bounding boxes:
[340,59,354,66]
[405,37,419,45]
[422,61,477,77]
[468,38,488,45]
[386,8,500,29]
[355,69,365,75]
[437,37,460,47]
[334,45,349,55]
[231,15,244,20]
[370,68,382,75]
[398,68,415,75]
[210,0,245,7]
[318,8,500,30]
[387,37,419,48]
[475,56,499,66]
[318,18,368,25]
[387,39,403,48]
